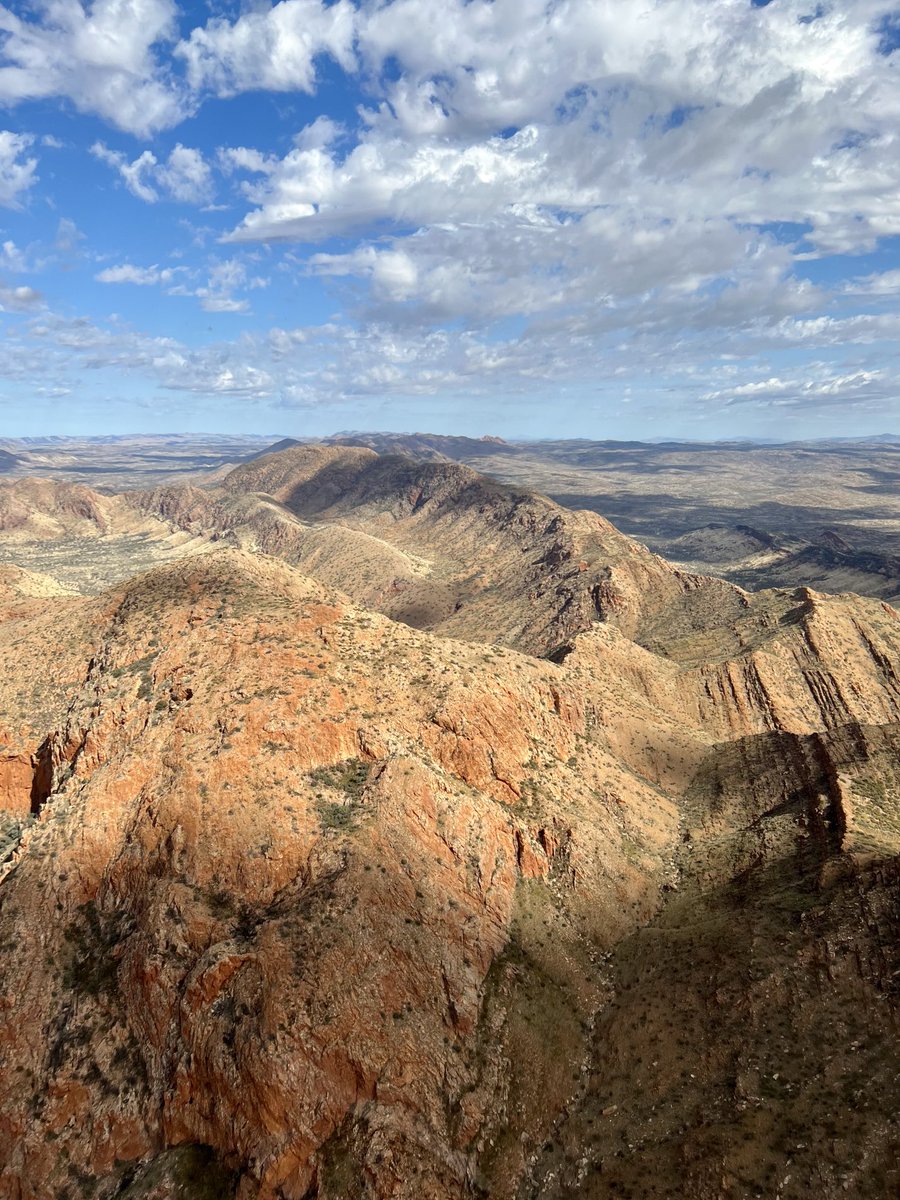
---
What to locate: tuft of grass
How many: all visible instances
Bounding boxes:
[309,758,369,802]
[310,758,370,834]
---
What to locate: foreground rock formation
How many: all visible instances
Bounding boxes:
[0,446,898,1199]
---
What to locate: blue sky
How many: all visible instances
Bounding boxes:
[0,0,899,439]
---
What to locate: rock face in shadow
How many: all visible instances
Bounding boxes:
[0,450,898,1200]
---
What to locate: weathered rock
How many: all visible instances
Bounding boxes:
[0,451,897,1200]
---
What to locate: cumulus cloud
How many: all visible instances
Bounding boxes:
[0,0,187,136]
[216,0,900,249]
[176,0,356,96]
[0,131,37,207]
[22,311,278,399]
[195,259,260,312]
[0,282,42,311]
[702,367,896,411]
[95,263,178,286]
[157,144,215,203]
[91,141,214,204]
[308,211,821,337]
[192,0,889,367]
[169,0,892,430]
[161,257,267,312]
[0,238,28,272]
[766,312,900,346]
[28,313,178,360]
[95,255,265,313]
[845,268,900,296]
[3,1,900,429]
[5,291,897,432]
[159,361,275,396]
[223,123,551,242]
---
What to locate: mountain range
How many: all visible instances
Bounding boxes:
[0,442,897,1199]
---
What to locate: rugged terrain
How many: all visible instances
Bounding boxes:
[322,434,900,604]
[0,444,898,1200]
[3,432,898,603]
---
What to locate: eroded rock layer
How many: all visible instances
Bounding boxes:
[0,448,897,1200]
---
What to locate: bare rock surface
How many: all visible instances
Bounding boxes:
[0,447,897,1200]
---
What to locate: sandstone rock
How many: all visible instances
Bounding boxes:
[0,450,897,1200]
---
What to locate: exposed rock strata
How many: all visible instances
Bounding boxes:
[0,450,897,1200]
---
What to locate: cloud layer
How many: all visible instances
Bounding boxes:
[0,0,899,433]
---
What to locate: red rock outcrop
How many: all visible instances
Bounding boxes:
[0,551,680,1199]
[0,454,897,1200]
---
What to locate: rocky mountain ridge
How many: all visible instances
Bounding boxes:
[124,443,747,656]
[0,446,897,1199]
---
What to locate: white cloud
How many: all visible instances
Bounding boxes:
[176,0,356,96]
[845,268,900,296]
[158,144,215,204]
[164,257,267,313]
[0,131,37,207]
[161,362,275,396]
[22,311,278,398]
[91,143,158,202]
[184,0,899,430]
[0,0,187,136]
[305,209,822,345]
[0,283,42,311]
[214,0,900,289]
[55,217,85,255]
[2,292,896,433]
[0,1,899,431]
[702,367,895,411]
[95,263,177,286]
[766,312,900,346]
[91,141,213,204]
[95,254,266,314]
[0,222,79,288]
[0,239,27,272]
[268,325,310,358]
[28,313,178,359]
[218,145,274,176]
[223,123,550,242]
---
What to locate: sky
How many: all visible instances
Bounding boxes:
[0,0,898,440]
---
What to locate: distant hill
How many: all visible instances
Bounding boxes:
[218,441,741,652]
[783,432,900,447]
[326,430,515,461]
[247,436,303,459]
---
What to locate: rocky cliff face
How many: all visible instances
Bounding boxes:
[0,448,898,1200]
